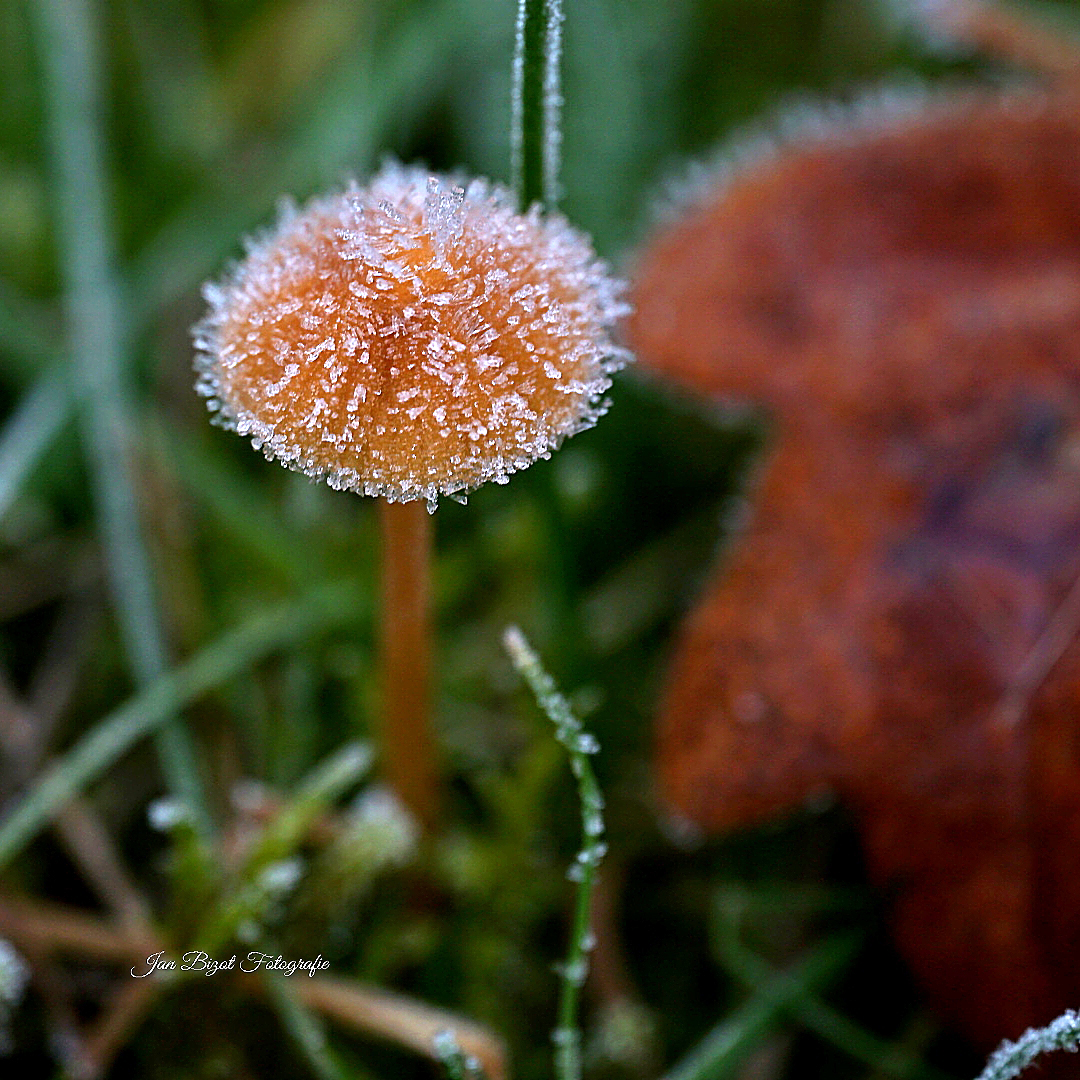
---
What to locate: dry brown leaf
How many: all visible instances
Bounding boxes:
[629,84,1080,1048]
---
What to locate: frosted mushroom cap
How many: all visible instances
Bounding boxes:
[194,163,631,506]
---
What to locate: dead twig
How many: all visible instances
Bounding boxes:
[53,801,151,929]
[274,975,507,1080]
[0,892,508,1079]
[17,940,88,1074]
[0,894,161,963]
[72,977,163,1080]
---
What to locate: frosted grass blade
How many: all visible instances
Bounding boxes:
[511,0,564,210]
[977,1011,1080,1080]
[504,626,605,1080]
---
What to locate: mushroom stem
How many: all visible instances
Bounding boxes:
[379,499,439,832]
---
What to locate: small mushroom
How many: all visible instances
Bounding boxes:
[194,162,628,508]
[194,162,629,828]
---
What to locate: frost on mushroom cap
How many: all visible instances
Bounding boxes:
[194,163,631,506]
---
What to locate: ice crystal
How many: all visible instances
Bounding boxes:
[194,162,630,506]
[0,941,27,1006]
[434,1029,485,1080]
[345,785,418,867]
[147,796,195,832]
[257,856,305,896]
[543,0,566,203]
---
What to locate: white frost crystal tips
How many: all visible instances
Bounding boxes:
[194,162,631,506]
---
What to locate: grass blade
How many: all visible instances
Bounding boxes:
[33,0,209,828]
[504,626,605,1080]
[0,583,359,872]
[711,900,952,1080]
[977,1010,1080,1080]
[263,973,351,1080]
[665,932,862,1080]
[0,370,71,523]
[128,0,482,331]
[244,742,374,873]
[511,0,563,210]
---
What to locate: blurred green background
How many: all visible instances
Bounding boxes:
[0,1,1072,1078]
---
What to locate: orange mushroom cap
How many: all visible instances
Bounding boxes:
[194,163,630,507]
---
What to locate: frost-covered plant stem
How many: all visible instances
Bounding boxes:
[512,0,564,210]
[380,499,438,833]
[976,1010,1080,1080]
[504,627,606,1080]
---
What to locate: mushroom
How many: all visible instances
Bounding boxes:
[194,162,629,830]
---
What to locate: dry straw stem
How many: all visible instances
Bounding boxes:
[0,894,162,963]
[0,585,357,872]
[0,647,151,930]
[75,977,162,1080]
[289,976,507,1080]
[0,893,506,1080]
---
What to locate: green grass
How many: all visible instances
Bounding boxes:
[0,0,1068,1078]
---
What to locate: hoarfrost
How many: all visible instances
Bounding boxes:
[553,957,588,987]
[347,786,419,866]
[193,161,631,507]
[0,939,27,1053]
[147,797,194,832]
[576,732,600,755]
[977,1010,1080,1080]
[0,941,27,1006]
[258,857,305,896]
